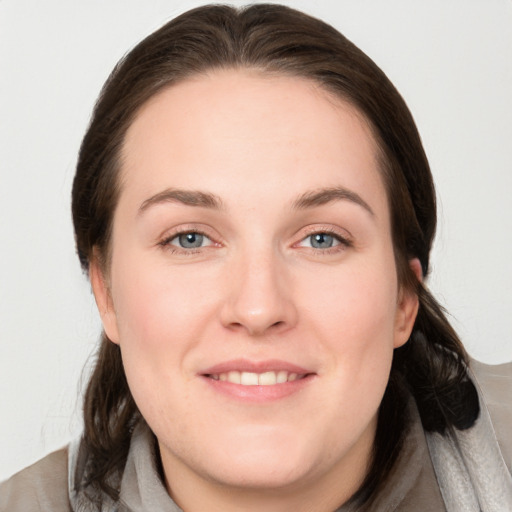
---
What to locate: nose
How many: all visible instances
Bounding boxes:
[220,249,298,337]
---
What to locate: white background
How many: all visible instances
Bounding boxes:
[1,0,511,480]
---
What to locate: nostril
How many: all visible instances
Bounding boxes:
[219,288,298,335]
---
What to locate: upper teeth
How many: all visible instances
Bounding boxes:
[210,371,302,386]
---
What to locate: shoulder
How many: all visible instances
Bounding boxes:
[0,447,71,512]
[471,359,512,395]
[470,359,512,472]
[471,359,512,412]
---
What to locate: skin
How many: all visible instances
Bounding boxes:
[91,70,420,512]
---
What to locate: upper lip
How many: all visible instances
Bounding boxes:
[201,358,313,376]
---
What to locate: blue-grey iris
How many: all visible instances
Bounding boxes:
[179,233,204,248]
[310,233,334,249]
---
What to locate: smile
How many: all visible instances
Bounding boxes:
[200,359,315,401]
[207,370,306,386]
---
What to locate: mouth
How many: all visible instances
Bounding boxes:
[200,359,315,401]
[205,370,307,386]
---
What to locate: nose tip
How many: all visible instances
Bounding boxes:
[228,311,287,337]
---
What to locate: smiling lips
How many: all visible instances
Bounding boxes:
[208,370,305,386]
[201,359,314,401]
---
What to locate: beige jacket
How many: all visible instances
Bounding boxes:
[1,361,511,511]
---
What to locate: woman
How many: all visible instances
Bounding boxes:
[1,4,511,511]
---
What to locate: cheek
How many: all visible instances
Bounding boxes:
[108,251,227,407]
[283,263,399,454]
[300,262,398,395]
[303,263,398,343]
[109,257,214,421]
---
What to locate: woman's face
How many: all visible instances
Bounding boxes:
[92,70,419,505]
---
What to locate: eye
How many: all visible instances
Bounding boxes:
[307,233,338,249]
[296,230,352,252]
[163,231,213,250]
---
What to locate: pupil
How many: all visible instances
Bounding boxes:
[179,233,203,248]
[312,233,333,249]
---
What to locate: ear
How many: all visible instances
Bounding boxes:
[394,258,422,348]
[89,252,120,344]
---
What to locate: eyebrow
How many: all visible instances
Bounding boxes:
[138,186,373,216]
[292,187,374,216]
[138,188,224,214]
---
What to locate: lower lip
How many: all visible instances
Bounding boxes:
[201,375,315,402]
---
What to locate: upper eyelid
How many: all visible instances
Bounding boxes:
[158,230,217,255]
[298,233,351,248]
[293,226,355,252]
[158,224,218,243]
[160,231,213,248]
[167,231,211,243]
[298,225,352,241]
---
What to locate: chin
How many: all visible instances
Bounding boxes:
[205,451,315,490]
[194,427,326,489]
[157,421,321,491]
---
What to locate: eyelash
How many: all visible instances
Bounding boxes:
[158,228,216,254]
[158,227,353,255]
[297,227,353,254]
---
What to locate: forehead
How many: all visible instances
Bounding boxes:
[119,69,386,215]
[123,69,378,151]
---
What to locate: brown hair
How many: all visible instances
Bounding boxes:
[72,3,478,506]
